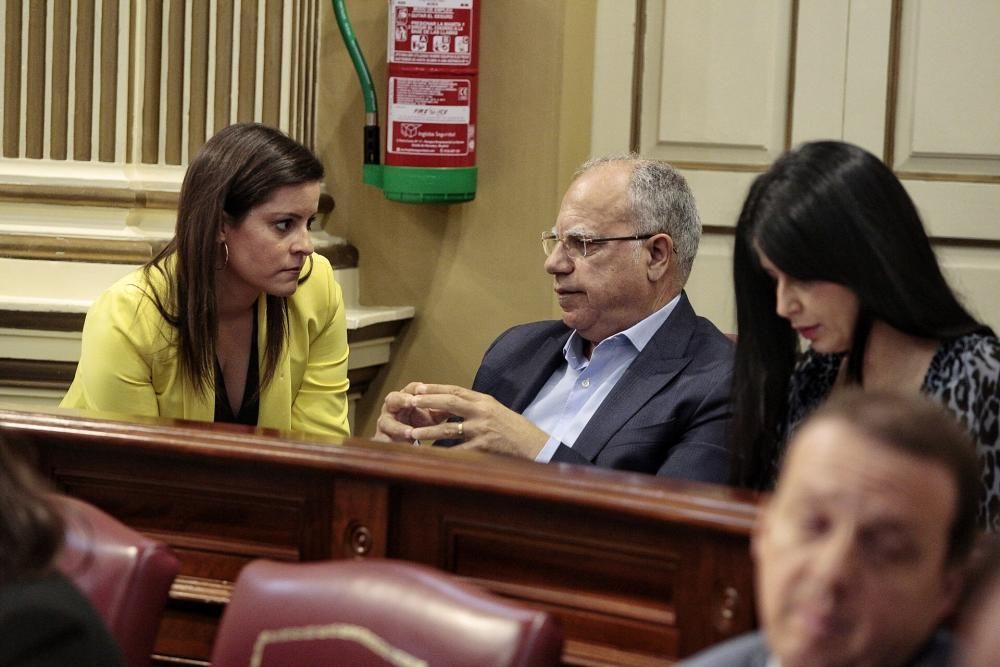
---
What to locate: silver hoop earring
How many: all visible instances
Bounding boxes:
[217,241,230,270]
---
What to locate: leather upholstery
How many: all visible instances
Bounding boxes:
[52,495,180,667]
[211,559,564,667]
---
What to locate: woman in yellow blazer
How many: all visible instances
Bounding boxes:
[62,123,350,438]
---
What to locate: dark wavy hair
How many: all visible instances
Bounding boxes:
[145,123,324,396]
[0,438,63,585]
[731,141,990,488]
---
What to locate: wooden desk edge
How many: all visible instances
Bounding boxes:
[0,406,760,533]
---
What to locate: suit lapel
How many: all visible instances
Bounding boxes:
[502,327,572,414]
[569,293,698,463]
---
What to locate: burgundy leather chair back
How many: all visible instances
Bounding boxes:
[210,559,563,667]
[52,495,181,667]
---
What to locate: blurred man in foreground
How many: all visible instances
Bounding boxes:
[682,390,979,667]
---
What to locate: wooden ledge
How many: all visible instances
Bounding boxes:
[0,183,334,213]
[0,406,760,532]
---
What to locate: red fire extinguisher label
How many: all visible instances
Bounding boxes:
[389,0,475,68]
[388,76,473,157]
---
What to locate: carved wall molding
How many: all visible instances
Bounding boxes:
[0,224,351,266]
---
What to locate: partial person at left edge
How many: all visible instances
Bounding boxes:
[0,438,126,667]
[61,123,351,438]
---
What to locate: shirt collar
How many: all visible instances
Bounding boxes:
[562,293,682,369]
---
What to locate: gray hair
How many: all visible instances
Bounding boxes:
[575,154,701,284]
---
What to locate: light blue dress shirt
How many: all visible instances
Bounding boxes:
[523,295,681,463]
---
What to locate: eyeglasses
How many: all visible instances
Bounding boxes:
[541,232,657,258]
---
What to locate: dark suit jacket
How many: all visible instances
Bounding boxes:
[0,572,125,667]
[461,292,734,482]
[678,630,953,667]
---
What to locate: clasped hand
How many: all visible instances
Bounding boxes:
[374,382,548,459]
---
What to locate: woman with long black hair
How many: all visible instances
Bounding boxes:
[730,140,999,529]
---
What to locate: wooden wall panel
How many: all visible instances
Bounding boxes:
[892,0,1000,177]
[599,0,1000,334]
[642,0,795,168]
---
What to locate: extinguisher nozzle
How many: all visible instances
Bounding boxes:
[364,125,381,166]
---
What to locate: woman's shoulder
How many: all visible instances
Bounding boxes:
[89,267,151,316]
[930,332,1000,384]
[85,264,176,348]
[94,263,169,311]
[290,254,341,308]
[924,333,999,450]
[957,331,1000,359]
[308,252,335,280]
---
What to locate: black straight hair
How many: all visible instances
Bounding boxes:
[730,141,990,488]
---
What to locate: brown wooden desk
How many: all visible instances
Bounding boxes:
[1,407,759,666]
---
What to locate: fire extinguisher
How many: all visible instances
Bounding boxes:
[334,0,479,204]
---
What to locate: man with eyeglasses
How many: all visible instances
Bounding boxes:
[375,156,734,481]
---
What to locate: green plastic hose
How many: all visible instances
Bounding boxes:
[332,0,381,173]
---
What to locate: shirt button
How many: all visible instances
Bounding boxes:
[581,378,590,388]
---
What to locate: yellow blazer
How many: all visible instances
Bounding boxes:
[61,254,350,438]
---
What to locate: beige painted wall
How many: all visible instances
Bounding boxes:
[316,1,597,436]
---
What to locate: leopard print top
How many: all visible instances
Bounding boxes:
[780,332,1000,531]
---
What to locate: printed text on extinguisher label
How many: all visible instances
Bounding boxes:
[389,0,474,67]
[388,77,472,156]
